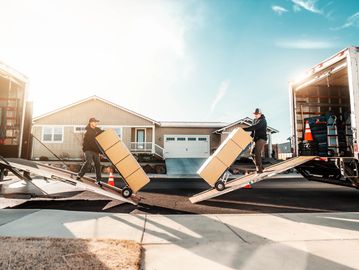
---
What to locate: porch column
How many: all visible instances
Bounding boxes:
[152,125,155,154]
[267,132,272,158]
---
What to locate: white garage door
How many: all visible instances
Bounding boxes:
[164,135,210,158]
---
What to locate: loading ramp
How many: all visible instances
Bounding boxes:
[0,157,139,205]
[190,156,317,204]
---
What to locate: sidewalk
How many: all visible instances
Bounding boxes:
[0,209,358,269]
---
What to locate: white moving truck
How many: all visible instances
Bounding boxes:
[289,46,359,188]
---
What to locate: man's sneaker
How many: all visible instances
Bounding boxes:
[96,180,102,186]
[76,175,81,180]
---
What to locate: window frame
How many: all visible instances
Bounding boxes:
[73,126,86,133]
[100,126,123,139]
[41,126,64,143]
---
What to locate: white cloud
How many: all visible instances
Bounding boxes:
[291,0,322,14]
[272,5,288,15]
[334,11,359,30]
[293,4,301,12]
[211,80,230,112]
[276,39,334,49]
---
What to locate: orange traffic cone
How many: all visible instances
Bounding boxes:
[108,171,115,186]
[304,120,313,141]
[243,171,252,188]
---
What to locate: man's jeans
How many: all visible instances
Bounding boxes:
[78,151,101,181]
[251,139,266,172]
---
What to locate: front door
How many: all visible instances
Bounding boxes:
[136,129,145,149]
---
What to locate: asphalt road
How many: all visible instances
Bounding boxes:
[2,176,358,214]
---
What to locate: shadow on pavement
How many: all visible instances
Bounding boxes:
[112,214,357,270]
[6,199,137,213]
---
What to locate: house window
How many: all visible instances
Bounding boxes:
[42,126,64,143]
[177,137,186,141]
[43,127,52,142]
[74,126,86,133]
[188,137,196,141]
[101,126,122,139]
[198,137,207,141]
[166,137,175,141]
[114,128,122,138]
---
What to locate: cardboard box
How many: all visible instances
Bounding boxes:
[230,127,252,149]
[216,139,243,167]
[96,128,150,192]
[197,156,227,186]
[105,141,131,165]
[125,167,150,192]
[115,154,141,178]
[96,129,120,151]
[197,127,252,186]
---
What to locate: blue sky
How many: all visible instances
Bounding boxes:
[0,0,359,142]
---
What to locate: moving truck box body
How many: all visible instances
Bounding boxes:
[289,46,359,188]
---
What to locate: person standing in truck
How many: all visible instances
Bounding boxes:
[243,108,268,173]
[77,117,103,183]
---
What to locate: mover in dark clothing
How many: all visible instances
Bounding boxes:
[243,108,268,173]
[77,118,103,182]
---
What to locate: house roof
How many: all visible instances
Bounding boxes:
[33,96,279,133]
[33,95,160,125]
[214,117,279,134]
[0,61,28,85]
[159,121,227,128]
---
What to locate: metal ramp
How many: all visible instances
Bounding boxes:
[190,156,317,204]
[0,157,139,205]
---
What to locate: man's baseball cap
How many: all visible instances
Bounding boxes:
[253,108,262,115]
[89,117,100,123]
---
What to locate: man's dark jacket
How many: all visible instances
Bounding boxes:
[82,125,103,153]
[243,114,268,142]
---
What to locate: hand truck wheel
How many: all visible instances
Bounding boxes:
[215,181,226,191]
[122,187,133,198]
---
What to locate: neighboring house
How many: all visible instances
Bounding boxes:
[31,96,278,160]
[273,142,293,160]
[213,117,279,157]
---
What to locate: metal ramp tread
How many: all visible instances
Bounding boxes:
[0,158,139,205]
[190,156,317,204]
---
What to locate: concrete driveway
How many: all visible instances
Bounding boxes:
[165,158,206,175]
[0,209,358,270]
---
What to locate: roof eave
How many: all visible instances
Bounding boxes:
[33,95,160,125]
[213,118,279,134]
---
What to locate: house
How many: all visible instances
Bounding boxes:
[214,117,279,157]
[31,96,278,160]
[272,142,293,160]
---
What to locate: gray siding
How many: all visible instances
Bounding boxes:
[34,99,155,126]
[31,98,156,159]
[32,126,83,159]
